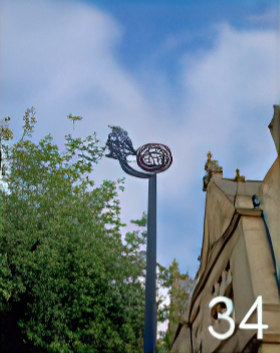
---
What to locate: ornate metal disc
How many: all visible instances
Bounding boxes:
[136,143,172,173]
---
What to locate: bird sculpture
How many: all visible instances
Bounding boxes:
[106,125,137,160]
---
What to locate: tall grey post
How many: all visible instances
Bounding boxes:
[144,173,157,353]
[105,126,172,353]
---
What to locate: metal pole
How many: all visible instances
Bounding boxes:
[144,173,157,353]
[105,127,172,352]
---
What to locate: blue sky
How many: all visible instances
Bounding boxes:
[1,0,279,281]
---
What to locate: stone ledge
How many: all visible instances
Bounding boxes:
[263,332,280,343]
[236,208,263,217]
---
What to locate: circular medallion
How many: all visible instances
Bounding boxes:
[136,143,173,173]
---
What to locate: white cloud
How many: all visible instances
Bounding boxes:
[1,0,279,280]
[248,9,279,26]
[165,23,279,194]
[1,0,154,138]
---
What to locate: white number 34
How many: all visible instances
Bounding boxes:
[208,296,269,340]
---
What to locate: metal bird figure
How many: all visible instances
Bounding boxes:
[106,125,137,160]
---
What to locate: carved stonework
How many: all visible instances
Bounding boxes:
[203,152,223,191]
[172,105,280,353]
[269,105,280,155]
[204,152,223,174]
[211,268,233,300]
[234,168,246,182]
[241,337,260,353]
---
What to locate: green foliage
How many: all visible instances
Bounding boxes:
[0,116,13,141]
[67,114,83,130]
[0,108,194,352]
[67,114,83,123]
[157,259,194,352]
[0,109,145,352]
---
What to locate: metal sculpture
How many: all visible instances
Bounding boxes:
[106,125,137,160]
[106,125,172,353]
[137,143,172,173]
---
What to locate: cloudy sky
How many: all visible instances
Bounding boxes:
[1,0,279,278]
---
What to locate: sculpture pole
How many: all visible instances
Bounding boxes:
[144,173,157,353]
[105,126,172,353]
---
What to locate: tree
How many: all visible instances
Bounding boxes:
[0,109,194,352]
[157,259,194,352]
[0,108,146,352]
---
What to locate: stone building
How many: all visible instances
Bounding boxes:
[171,106,280,353]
